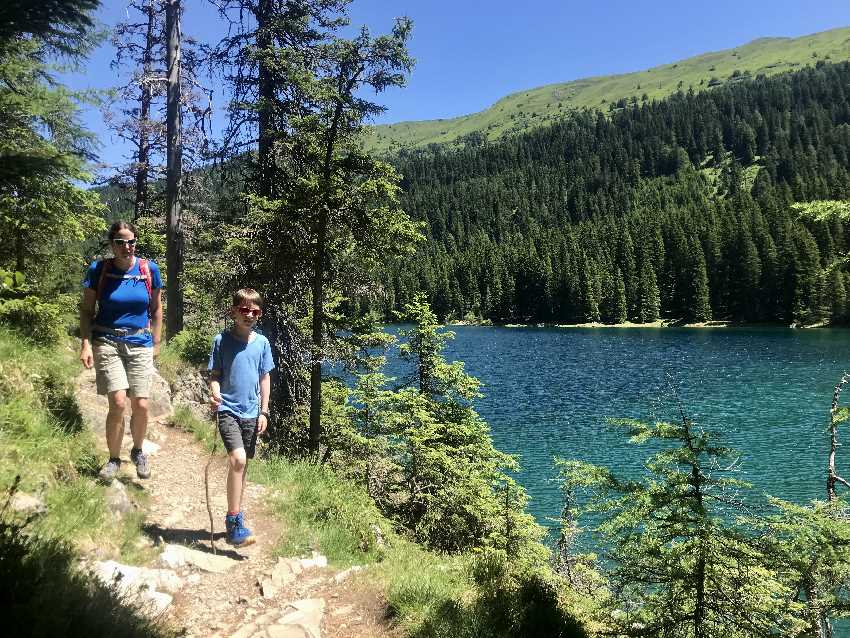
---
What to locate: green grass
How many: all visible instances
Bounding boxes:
[366,26,850,154]
[247,453,586,637]
[0,326,175,636]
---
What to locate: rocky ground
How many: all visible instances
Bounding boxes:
[75,366,394,638]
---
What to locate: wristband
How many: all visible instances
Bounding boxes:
[260,410,270,419]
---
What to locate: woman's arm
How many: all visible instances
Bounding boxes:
[149,287,163,356]
[79,288,97,369]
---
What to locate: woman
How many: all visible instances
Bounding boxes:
[79,221,163,481]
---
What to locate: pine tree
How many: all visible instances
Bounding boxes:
[557,410,792,636]
[635,256,660,323]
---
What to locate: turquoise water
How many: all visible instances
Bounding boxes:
[390,326,850,527]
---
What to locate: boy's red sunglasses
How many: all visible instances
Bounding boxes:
[237,306,262,317]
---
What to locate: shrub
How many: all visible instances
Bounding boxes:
[167,326,216,366]
[0,495,174,638]
[0,296,65,344]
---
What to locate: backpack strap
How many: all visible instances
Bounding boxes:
[95,258,113,301]
[138,258,152,299]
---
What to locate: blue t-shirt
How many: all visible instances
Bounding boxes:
[208,331,275,419]
[83,258,162,347]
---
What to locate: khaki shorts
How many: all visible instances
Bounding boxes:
[93,338,154,397]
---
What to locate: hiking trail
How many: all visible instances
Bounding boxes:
[74,366,393,638]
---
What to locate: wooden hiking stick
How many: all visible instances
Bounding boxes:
[205,420,219,555]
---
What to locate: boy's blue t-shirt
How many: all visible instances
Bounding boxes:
[208,331,275,419]
[83,258,162,347]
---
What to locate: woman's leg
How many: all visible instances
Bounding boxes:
[105,390,128,458]
[129,397,149,450]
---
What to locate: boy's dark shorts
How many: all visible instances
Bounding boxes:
[217,411,259,458]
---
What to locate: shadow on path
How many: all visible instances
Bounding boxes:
[142,523,247,561]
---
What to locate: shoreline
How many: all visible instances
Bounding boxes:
[447,319,838,329]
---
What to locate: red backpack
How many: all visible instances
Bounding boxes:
[95,258,153,330]
[95,258,153,301]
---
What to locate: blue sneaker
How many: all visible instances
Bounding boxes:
[225,512,255,546]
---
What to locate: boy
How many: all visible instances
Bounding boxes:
[208,288,275,546]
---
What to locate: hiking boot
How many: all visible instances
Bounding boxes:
[130,447,151,479]
[98,458,121,482]
[225,511,255,546]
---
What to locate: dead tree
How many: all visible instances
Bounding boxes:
[165,0,184,337]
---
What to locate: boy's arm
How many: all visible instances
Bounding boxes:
[209,370,222,411]
[258,372,270,434]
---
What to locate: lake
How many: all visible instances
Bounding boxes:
[389,325,850,528]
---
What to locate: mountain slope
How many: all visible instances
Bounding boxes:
[367,26,850,154]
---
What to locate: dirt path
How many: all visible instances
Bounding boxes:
[76,366,394,638]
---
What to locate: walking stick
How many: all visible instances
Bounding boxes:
[205,416,219,555]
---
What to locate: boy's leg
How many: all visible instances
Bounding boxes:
[226,447,247,514]
[239,416,259,512]
[217,412,255,546]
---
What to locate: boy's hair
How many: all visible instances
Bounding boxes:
[232,288,264,308]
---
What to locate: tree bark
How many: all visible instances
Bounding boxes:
[133,0,156,222]
[165,0,183,338]
[255,0,274,200]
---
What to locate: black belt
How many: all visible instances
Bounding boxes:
[92,325,149,337]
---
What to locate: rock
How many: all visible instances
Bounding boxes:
[91,560,179,616]
[371,524,385,549]
[159,543,237,573]
[143,590,173,615]
[260,578,278,599]
[187,574,202,585]
[148,371,173,419]
[229,624,257,638]
[9,492,46,517]
[152,569,184,593]
[267,598,325,638]
[172,370,209,405]
[141,439,161,455]
[267,558,299,587]
[105,480,135,516]
[333,566,362,584]
[299,551,327,570]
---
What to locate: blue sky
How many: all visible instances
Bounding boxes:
[65,0,850,170]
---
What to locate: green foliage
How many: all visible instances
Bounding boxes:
[0,327,155,583]
[250,457,390,565]
[750,498,850,635]
[0,0,106,300]
[166,326,216,367]
[0,505,175,638]
[0,269,25,297]
[247,451,586,638]
[380,63,850,326]
[0,296,66,344]
[557,410,795,636]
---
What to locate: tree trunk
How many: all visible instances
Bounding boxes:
[309,204,327,454]
[255,0,274,200]
[165,0,183,338]
[133,0,155,222]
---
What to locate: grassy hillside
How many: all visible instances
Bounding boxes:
[367,26,850,154]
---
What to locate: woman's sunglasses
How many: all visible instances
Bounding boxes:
[237,306,262,317]
[112,238,137,247]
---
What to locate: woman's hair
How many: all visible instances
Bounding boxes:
[232,288,264,308]
[108,220,137,240]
